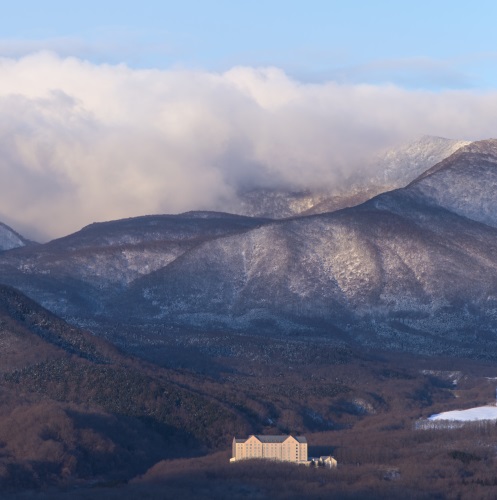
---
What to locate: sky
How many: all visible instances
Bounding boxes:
[3,1,497,88]
[2,1,497,240]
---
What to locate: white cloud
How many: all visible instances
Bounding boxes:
[1,52,497,240]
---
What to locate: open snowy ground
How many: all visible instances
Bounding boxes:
[429,406,497,421]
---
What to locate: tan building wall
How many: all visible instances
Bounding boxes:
[232,435,307,463]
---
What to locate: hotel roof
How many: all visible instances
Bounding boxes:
[234,435,307,444]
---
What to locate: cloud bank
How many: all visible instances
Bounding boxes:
[1,52,497,240]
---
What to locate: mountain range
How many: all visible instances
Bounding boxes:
[4,135,497,495]
[119,138,497,358]
[1,136,497,361]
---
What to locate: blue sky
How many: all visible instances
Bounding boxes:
[2,0,497,89]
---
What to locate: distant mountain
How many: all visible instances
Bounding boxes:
[114,139,497,357]
[0,212,270,317]
[2,138,497,359]
[0,222,29,251]
[233,136,469,219]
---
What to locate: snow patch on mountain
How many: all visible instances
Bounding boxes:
[0,223,25,251]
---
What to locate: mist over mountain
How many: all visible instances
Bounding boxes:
[1,138,497,360]
[118,166,497,358]
[4,131,497,497]
[4,53,497,240]
[7,2,497,495]
[233,135,469,219]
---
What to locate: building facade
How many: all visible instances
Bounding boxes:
[231,435,307,462]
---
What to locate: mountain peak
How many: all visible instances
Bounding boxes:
[407,137,497,228]
[0,222,27,251]
[371,135,470,186]
[459,138,497,156]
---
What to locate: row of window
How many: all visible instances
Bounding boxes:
[236,444,304,458]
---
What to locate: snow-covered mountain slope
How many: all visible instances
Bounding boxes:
[233,136,469,219]
[0,222,27,251]
[0,212,271,316]
[119,199,497,355]
[406,139,497,228]
[370,135,470,188]
[1,139,496,358]
[104,139,497,356]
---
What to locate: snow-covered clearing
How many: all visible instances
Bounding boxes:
[429,405,497,422]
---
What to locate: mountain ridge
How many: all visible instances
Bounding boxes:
[405,138,497,228]
[1,137,497,359]
[0,222,31,251]
[110,138,497,358]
